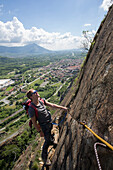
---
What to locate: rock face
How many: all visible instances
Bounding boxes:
[50,5,113,170]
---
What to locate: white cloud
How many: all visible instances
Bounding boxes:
[100,0,113,11]
[84,24,91,27]
[0,17,95,50]
[0,17,25,44]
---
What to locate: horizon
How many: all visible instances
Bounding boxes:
[0,0,112,51]
[0,43,85,54]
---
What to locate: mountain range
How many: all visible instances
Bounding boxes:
[0,43,51,57]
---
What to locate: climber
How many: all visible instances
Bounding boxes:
[26,89,68,166]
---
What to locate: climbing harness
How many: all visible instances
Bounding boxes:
[52,112,67,126]
[79,121,113,151]
[94,142,106,170]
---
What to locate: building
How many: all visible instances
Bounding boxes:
[0,79,15,89]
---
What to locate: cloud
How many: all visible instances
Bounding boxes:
[0,17,25,43]
[100,0,113,11]
[0,17,95,50]
[84,24,91,27]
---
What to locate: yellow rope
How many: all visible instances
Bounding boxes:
[80,122,113,151]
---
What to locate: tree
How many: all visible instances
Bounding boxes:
[82,30,95,51]
[9,100,13,105]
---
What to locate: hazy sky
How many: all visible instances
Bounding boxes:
[0,0,112,50]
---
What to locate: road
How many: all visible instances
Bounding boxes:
[0,131,19,145]
[0,120,29,145]
[0,71,51,105]
[0,91,17,106]
[0,108,23,124]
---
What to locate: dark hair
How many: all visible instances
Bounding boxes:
[26,89,34,99]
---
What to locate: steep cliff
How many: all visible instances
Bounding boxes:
[50,5,113,170]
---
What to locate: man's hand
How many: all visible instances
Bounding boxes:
[40,130,44,137]
[37,123,44,137]
[63,107,68,111]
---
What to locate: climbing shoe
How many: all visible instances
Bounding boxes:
[53,143,57,149]
[44,158,51,166]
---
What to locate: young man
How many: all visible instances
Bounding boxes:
[26,89,68,166]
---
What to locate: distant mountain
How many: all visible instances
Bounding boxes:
[0,43,51,57]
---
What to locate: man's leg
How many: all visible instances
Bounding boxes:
[41,123,54,163]
[41,135,50,162]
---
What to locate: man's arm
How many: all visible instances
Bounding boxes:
[45,100,68,110]
[31,115,41,133]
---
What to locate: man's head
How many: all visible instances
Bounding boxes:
[26,89,40,101]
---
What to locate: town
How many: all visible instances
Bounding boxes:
[0,57,84,105]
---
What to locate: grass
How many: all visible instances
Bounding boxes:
[29,79,44,87]
[51,81,62,87]
[16,93,25,99]
[5,104,16,109]
[5,86,13,91]
[0,114,28,142]
[48,95,60,104]
[0,92,5,100]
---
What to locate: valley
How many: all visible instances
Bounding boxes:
[0,51,85,169]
